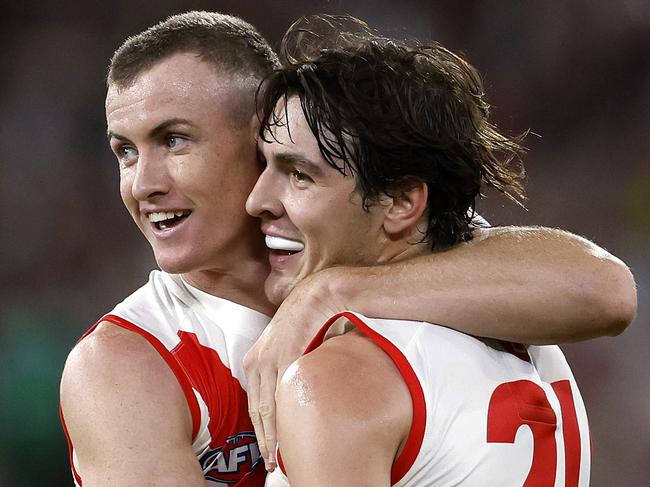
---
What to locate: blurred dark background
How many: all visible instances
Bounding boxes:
[0,1,647,485]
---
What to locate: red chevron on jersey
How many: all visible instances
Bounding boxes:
[61,271,270,487]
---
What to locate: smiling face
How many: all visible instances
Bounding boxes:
[246,97,389,305]
[106,52,264,279]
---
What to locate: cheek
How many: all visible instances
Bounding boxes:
[118,172,138,212]
[303,217,347,257]
[118,173,132,202]
[331,208,376,249]
[194,151,260,198]
[227,156,262,192]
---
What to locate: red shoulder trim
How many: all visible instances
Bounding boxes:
[88,314,201,439]
[278,312,426,484]
[59,405,83,486]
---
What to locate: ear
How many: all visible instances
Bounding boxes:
[382,180,428,238]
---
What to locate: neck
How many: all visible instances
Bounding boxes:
[183,266,276,316]
[183,259,276,316]
[376,229,432,265]
[380,243,430,265]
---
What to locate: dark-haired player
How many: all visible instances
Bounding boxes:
[59,11,635,487]
[249,17,593,486]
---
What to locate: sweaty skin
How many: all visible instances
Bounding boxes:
[61,43,637,486]
[244,97,637,471]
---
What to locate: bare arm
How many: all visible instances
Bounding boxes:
[245,225,637,468]
[324,225,637,344]
[275,330,409,487]
[60,323,206,487]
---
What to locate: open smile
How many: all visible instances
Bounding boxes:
[265,235,304,265]
[147,210,192,232]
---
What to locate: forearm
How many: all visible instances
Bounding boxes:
[317,226,637,344]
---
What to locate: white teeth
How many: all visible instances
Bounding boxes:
[149,212,167,223]
[148,211,189,223]
[265,235,304,252]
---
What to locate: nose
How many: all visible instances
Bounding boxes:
[131,149,170,201]
[246,167,284,219]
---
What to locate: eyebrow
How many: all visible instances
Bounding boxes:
[273,151,326,178]
[106,118,196,142]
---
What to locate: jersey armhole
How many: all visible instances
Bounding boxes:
[59,404,83,486]
[277,311,426,485]
[88,314,201,439]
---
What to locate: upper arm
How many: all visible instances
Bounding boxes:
[474,225,637,335]
[275,330,411,487]
[60,322,205,487]
[324,225,636,343]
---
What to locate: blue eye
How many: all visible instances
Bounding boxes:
[121,146,136,157]
[116,145,138,166]
[167,135,187,149]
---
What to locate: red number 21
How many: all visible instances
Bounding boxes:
[487,379,582,486]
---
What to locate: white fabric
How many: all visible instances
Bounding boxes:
[68,270,270,486]
[266,312,590,486]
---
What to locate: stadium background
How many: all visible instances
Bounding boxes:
[0,1,647,485]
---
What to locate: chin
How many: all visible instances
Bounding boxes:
[156,261,189,275]
[265,278,293,307]
[154,253,198,275]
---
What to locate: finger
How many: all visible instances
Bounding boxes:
[246,368,269,467]
[258,366,279,471]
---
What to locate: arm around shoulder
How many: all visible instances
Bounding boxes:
[60,322,206,487]
[315,225,637,343]
[471,226,638,338]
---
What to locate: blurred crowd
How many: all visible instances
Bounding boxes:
[0,1,647,485]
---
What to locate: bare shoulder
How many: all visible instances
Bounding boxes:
[281,327,410,418]
[60,321,200,484]
[61,321,186,413]
[275,325,412,485]
[63,322,148,376]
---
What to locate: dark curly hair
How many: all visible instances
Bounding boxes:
[257,15,526,249]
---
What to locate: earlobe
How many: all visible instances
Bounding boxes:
[383,181,428,238]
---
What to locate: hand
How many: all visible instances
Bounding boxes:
[243,271,343,471]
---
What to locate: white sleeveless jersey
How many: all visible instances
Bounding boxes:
[267,311,590,487]
[61,270,270,487]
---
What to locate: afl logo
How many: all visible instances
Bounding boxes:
[199,432,262,484]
